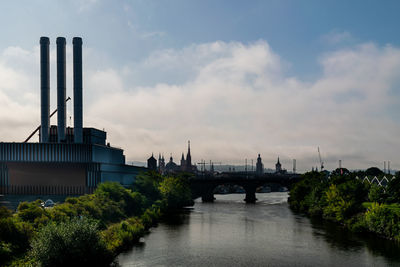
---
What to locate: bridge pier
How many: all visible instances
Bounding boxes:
[201,188,215,202]
[243,185,257,203]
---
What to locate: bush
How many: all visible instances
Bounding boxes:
[0,206,12,219]
[133,171,163,202]
[159,176,193,210]
[16,200,50,227]
[95,182,147,218]
[368,184,387,203]
[364,203,400,240]
[30,217,113,267]
[387,172,400,203]
[101,218,145,253]
[0,217,33,253]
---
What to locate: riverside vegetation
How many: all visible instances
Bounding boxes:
[0,171,194,266]
[289,168,400,241]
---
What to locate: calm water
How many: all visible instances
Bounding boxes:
[118,193,400,267]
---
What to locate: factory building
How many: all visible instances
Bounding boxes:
[0,36,145,195]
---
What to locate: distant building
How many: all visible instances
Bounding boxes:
[147,154,157,171]
[158,154,165,173]
[165,155,179,172]
[275,157,287,174]
[256,154,264,175]
[156,141,197,174]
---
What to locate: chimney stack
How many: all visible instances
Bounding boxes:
[40,37,50,143]
[73,37,83,143]
[56,37,66,142]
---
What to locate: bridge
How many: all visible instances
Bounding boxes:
[189,172,302,203]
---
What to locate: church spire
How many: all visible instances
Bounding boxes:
[186,140,192,168]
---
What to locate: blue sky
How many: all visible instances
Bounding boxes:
[0,0,400,171]
[2,0,400,78]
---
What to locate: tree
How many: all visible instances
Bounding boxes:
[30,218,113,267]
[159,175,193,210]
[133,171,163,202]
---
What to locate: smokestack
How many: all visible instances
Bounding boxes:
[57,37,66,142]
[73,37,83,143]
[40,37,50,143]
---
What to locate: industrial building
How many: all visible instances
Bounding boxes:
[0,36,145,195]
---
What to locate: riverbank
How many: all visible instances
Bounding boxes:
[0,171,194,266]
[288,170,400,242]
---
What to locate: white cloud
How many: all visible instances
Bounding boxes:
[321,30,354,45]
[0,40,399,172]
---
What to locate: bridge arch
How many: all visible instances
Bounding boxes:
[190,173,301,203]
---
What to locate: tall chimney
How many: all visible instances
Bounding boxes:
[57,37,66,142]
[73,37,83,143]
[40,37,50,143]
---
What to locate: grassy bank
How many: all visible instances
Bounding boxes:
[0,171,194,266]
[288,170,400,241]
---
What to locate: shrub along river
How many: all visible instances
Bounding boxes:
[118,193,400,266]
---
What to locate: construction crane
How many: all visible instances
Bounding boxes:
[196,160,222,172]
[24,97,71,143]
[318,147,324,171]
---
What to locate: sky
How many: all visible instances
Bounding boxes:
[0,0,400,172]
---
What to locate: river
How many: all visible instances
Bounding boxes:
[117,193,400,266]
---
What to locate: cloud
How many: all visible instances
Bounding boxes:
[74,0,99,13]
[320,30,354,45]
[0,40,399,172]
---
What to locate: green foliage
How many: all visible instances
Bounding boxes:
[364,203,400,240]
[159,175,194,210]
[387,172,400,203]
[95,182,147,218]
[101,218,145,253]
[0,206,12,219]
[0,216,33,265]
[133,171,163,202]
[0,242,12,265]
[16,200,50,227]
[30,218,113,267]
[289,170,400,241]
[288,172,326,213]
[368,184,387,203]
[3,171,193,265]
[365,167,384,176]
[323,184,354,222]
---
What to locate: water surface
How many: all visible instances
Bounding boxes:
[118,193,400,266]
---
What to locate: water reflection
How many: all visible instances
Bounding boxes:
[118,193,400,267]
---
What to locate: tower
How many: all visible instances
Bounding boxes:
[186,140,192,169]
[73,37,83,143]
[40,37,50,143]
[275,157,282,173]
[147,153,157,171]
[256,154,264,175]
[181,153,186,171]
[56,37,66,142]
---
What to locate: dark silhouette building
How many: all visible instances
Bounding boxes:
[275,157,287,174]
[256,154,264,175]
[165,155,179,172]
[147,154,157,171]
[157,141,197,174]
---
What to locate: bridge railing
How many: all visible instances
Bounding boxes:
[355,176,394,186]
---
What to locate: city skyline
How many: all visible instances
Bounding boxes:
[0,1,400,172]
